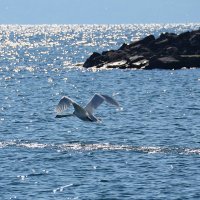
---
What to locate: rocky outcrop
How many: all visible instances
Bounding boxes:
[83,29,200,70]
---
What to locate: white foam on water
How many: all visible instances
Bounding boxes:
[1,140,200,155]
[53,183,74,194]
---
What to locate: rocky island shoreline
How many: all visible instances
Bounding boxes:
[83,29,200,70]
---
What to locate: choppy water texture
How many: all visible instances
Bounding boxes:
[1,24,200,199]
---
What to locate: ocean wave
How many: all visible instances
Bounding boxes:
[0,140,200,155]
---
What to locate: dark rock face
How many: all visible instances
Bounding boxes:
[83,29,200,70]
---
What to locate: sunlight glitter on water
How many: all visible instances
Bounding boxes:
[0,24,200,72]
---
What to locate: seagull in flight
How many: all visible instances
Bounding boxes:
[55,94,120,122]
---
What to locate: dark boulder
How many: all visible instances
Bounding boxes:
[128,55,145,63]
[178,31,191,40]
[164,46,179,56]
[83,52,102,68]
[158,32,177,40]
[103,50,128,62]
[189,33,200,47]
[179,55,200,68]
[147,56,182,70]
[118,43,128,50]
[129,34,155,48]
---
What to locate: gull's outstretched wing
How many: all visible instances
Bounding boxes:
[101,94,120,107]
[55,96,74,113]
[85,94,119,114]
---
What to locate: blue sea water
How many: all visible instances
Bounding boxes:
[0,24,200,199]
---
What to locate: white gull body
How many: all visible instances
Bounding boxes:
[55,94,120,122]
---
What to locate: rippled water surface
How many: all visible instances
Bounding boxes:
[1,24,200,199]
